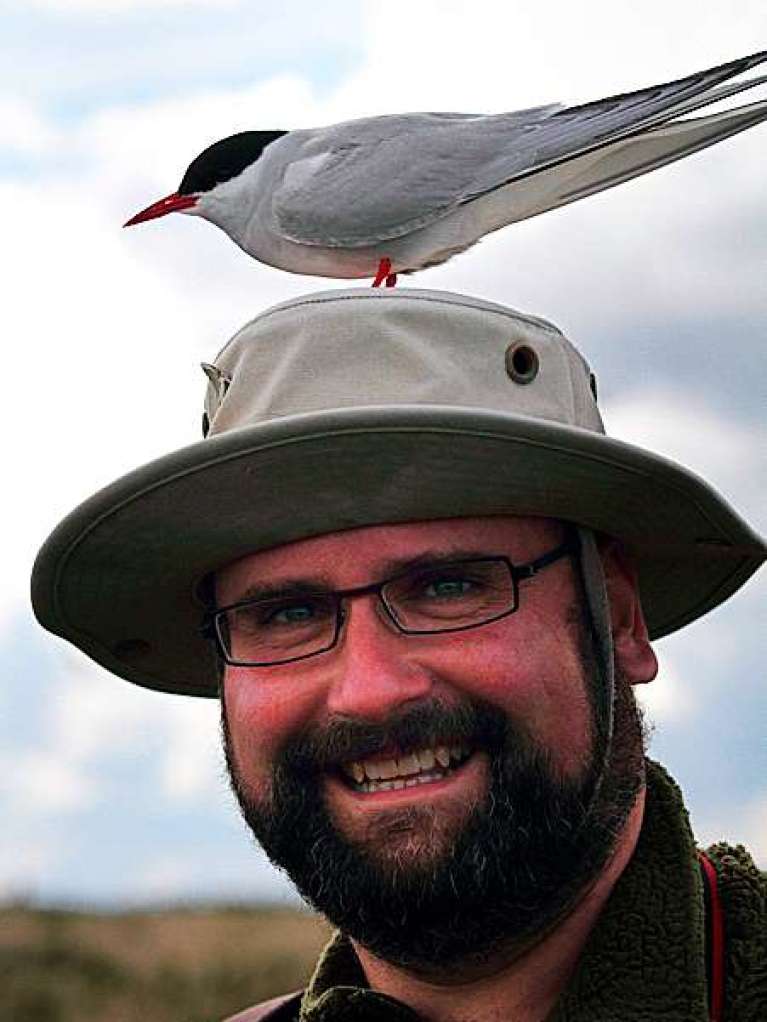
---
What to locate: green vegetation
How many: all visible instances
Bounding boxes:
[1,902,332,1022]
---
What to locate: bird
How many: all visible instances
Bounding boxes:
[124,50,767,287]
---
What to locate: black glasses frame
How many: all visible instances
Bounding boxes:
[205,532,579,668]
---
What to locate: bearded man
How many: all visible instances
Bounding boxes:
[32,288,766,1022]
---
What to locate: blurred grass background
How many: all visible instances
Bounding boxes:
[1,902,332,1022]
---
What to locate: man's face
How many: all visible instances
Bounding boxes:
[218,517,645,971]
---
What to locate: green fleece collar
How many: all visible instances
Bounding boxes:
[299,760,710,1021]
[548,759,708,1020]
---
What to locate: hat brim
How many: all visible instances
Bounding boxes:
[32,404,765,697]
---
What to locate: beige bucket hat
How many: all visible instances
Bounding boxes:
[32,288,764,697]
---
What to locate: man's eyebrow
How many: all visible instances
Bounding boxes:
[383,549,502,575]
[225,579,334,604]
[224,549,502,605]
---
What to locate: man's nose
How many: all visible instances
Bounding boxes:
[324,596,434,721]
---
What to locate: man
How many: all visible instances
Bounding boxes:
[32,288,765,1021]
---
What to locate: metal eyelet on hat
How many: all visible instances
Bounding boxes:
[505,342,539,384]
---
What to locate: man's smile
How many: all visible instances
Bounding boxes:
[338,742,473,793]
[324,744,487,814]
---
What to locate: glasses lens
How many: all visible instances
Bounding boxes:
[384,559,516,632]
[218,594,337,664]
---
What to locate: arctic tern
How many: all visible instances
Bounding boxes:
[125,50,767,285]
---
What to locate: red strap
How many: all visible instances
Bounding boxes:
[697,850,725,1022]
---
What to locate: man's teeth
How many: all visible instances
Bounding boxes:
[341,744,471,792]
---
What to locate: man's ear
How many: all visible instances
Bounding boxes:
[598,538,658,685]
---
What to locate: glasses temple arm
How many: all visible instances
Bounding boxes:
[513,529,582,581]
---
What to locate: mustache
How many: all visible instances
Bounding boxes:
[280,698,510,776]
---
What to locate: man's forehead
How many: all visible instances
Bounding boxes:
[215,516,565,599]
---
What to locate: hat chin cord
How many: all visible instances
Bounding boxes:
[572,526,616,823]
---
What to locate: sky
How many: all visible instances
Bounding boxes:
[1,0,765,907]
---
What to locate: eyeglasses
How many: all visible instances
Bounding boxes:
[206,534,578,668]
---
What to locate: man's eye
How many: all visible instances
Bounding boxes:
[421,577,475,599]
[230,599,326,634]
[264,602,318,625]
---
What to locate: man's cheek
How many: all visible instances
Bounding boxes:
[224,718,275,804]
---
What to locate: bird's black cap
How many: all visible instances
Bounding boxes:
[178,130,288,195]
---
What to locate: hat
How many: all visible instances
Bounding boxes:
[31,288,765,697]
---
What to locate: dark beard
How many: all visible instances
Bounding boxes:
[221,672,645,974]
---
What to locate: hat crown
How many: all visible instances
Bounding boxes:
[203,288,604,437]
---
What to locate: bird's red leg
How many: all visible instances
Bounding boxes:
[372,257,392,287]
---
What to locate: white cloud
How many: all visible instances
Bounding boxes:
[635,650,697,726]
[1,750,95,813]
[82,75,322,184]
[158,696,224,801]
[602,387,766,531]
[1,648,222,821]
[736,798,767,864]
[29,0,239,9]
[327,1,767,118]
[696,794,767,864]
[51,654,154,760]
[52,654,223,804]
[0,838,57,899]
[0,99,58,154]
[131,856,204,901]
[130,845,300,904]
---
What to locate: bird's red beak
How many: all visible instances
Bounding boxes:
[123,192,199,227]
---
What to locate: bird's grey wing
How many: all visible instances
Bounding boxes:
[270,107,562,247]
[271,51,766,249]
[476,98,767,233]
[462,49,767,201]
